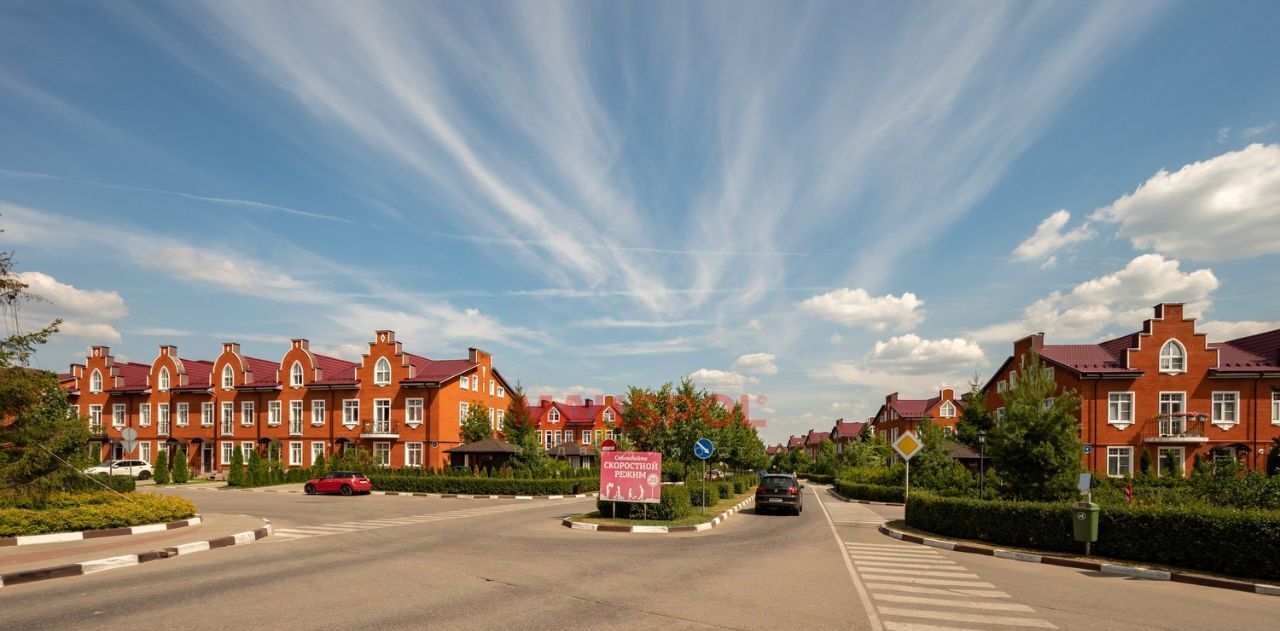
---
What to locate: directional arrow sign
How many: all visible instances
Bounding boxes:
[892,432,923,461]
[694,438,715,460]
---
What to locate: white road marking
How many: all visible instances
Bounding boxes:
[855,560,961,570]
[877,607,1056,628]
[864,583,1011,599]
[813,485,883,631]
[872,593,1036,612]
[859,575,998,588]
[854,567,981,578]
[849,555,955,564]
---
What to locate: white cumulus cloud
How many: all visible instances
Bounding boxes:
[17,271,127,319]
[1012,209,1094,266]
[1092,143,1280,261]
[688,369,758,391]
[799,288,924,331]
[732,352,777,375]
[865,334,986,375]
[1196,320,1280,341]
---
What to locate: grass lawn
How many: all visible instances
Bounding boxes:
[574,492,754,528]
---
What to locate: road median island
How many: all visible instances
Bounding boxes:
[563,490,755,533]
[0,493,197,538]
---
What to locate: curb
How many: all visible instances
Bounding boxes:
[0,516,202,548]
[825,487,904,507]
[877,523,1280,598]
[561,497,754,533]
[0,518,272,589]
[186,486,598,500]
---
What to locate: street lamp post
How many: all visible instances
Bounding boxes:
[978,430,986,499]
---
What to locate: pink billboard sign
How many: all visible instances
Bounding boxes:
[599,451,663,504]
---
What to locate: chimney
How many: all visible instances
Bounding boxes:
[565,394,583,406]
[292,339,309,350]
[585,398,594,407]
[92,346,108,358]
[887,392,898,404]
[1156,303,1184,321]
[375,330,395,345]
[539,395,553,407]
[160,345,177,357]
[941,387,954,401]
[603,394,615,407]
[222,342,240,354]
[1013,333,1045,358]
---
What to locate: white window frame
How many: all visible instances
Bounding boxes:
[158,367,170,391]
[90,405,104,432]
[406,398,424,427]
[496,409,504,431]
[1212,392,1239,427]
[221,402,234,435]
[489,380,495,396]
[177,402,189,427]
[240,441,253,461]
[583,430,592,445]
[342,400,359,427]
[221,441,234,466]
[460,376,469,391]
[289,441,303,466]
[1106,446,1132,478]
[221,364,234,389]
[291,361,304,388]
[241,401,254,427]
[548,408,560,423]
[1157,446,1185,477]
[939,401,956,418]
[310,441,325,466]
[89,369,103,393]
[201,402,214,427]
[374,399,391,432]
[373,442,391,467]
[406,442,423,468]
[290,400,304,435]
[140,403,151,427]
[1159,339,1186,374]
[268,401,282,426]
[1107,392,1134,428]
[374,357,392,386]
[311,399,325,426]
[112,403,126,427]
[995,407,1005,422]
[139,441,151,464]
[488,407,496,430]
[1273,391,1280,425]
[1158,392,1186,436]
[459,401,469,424]
[603,409,614,423]
[497,386,505,398]
[471,375,478,391]
[158,403,170,435]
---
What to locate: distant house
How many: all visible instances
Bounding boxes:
[829,419,867,454]
[870,388,962,444]
[804,430,831,458]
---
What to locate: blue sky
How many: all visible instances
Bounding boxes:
[3,1,1278,444]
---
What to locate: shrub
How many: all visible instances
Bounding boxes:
[596,485,693,521]
[171,449,190,484]
[65,473,135,495]
[689,484,721,507]
[731,479,746,494]
[247,450,265,487]
[837,465,904,486]
[906,492,1280,581]
[227,448,246,487]
[0,493,197,537]
[153,451,170,485]
[716,481,733,498]
[834,480,904,503]
[802,473,835,484]
[367,475,584,495]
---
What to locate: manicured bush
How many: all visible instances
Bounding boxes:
[596,485,693,521]
[689,484,721,507]
[171,449,190,484]
[906,492,1280,581]
[0,493,197,537]
[367,475,585,495]
[227,448,246,487]
[837,465,904,486]
[66,473,136,494]
[834,480,905,503]
[716,481,733,498]
[731,479,746,494]
[153,451,170,485]
[802,473,835,484]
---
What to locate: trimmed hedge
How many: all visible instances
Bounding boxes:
[0,493,197,537]
[367,475,592,496]
[802,473,836,484]
[907,492,1280,581]
[66,473,136,494]
[596,485,693,521]
[689,484,721,507]
[834,480,905,503]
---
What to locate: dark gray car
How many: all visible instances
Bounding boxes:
[755,474,803,515]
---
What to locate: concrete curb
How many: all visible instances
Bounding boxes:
[0,518,271,589]
[825,487,904,507]
[0,515,202,547]
[877,523,1280,598]
[186,486,598,500]
[561,497,754,533]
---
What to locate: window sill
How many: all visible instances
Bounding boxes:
[1211,422,1239,430]
[1107,421,1133,430]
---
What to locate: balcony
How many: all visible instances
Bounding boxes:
[1142,414,1209,444]
[360,419,400,440]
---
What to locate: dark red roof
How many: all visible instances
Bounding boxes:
[57,372,73,382]
[1211,339,1280,373]
[107,362,151,392]
[312,354,358,384]
[889,397,940,419]
[243,356,280,386]
[805,430,830,445]
[183,360,213,387]
[1038,344,1135,374]
[832,420,866,437]
[787,435,804,448]
[526,399,617,425]
[402,353,474,384]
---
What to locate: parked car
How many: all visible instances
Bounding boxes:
[755,474,803,515]
[84,459,154,480]
[304,471,373,496]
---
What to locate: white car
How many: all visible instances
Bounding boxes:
[85,459,154,480]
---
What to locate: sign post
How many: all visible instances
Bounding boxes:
[892,432,924,517]
[694,438,715,516]
[600,451,663,520]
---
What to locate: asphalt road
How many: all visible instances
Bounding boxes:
[1,486,1275,630]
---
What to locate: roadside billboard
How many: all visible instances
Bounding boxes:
[599,451,662,504]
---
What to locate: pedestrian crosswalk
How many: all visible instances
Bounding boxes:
[270,503,553,541]
[846,542,1058,630]
[822,498,888,526]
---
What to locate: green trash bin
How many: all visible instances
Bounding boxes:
[1072,501,1099,543]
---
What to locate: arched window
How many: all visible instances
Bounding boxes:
[291,361,305,387]
[158,367,170,391]
[1159,339,1186,373]
[374,357,392,386]
[222,364,235,389]
[939,401,956,418]
[90,369,103,393]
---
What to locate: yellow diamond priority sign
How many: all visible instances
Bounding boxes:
[892,432,923,461]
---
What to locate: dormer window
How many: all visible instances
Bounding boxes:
[548,409,560,423]
[939,401,956,418]
[90,369,103,393]
[221,364,235,389]
[158,367,170,391]
[603,409,615,423]
[291,361,304,387]
[374,357,391,386]
[1159,339,1186,374]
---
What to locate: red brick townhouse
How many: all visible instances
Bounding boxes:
[527,395,622,451]
[869,388,962,443]
[982,303,1280,478]
[786,435,804,452]
[803,430,830,458]
[829,419,868,455]
[63,331,514,472]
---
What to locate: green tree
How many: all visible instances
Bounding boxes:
[171,448,190,484]
[813,440,838,476]
[986,355,1082,501]
[505,387,549,474]
[461,400,492,443]
[954,375,993,449]
[1161,449,1182,478]
[153,449,170,484]
[913,417,975,495]
[1139,449,1152,477]
[267,439,284,484]
[313,452,326,473]
[228,447,246,487]
[1266,438,1280,477]
[247,448,265,486]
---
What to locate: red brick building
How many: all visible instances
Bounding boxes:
[870,388,962,442]
[982,303,1280,477]
[829,419,868,455]
[803,430,830,458]
[63,332,514,472]
[527,395,622,450]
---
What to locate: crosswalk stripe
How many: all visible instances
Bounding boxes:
[847,548,940,557]
[855,560,961,570]
[848,543,939,550]
[848,552,949,561]
[854,567,979,578]
[873,593,1035,612]
[859,574,996,588]
[884,621,1001,631]
[865,583,1011,599]
[877,607,1057,629]
[291,525,358,532]
[273,528,336,536]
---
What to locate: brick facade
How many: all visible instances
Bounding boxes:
[870,388,962,442]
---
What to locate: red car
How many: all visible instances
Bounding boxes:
[304,471,373,496]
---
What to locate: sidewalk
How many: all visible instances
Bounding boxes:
[0,513,264,577]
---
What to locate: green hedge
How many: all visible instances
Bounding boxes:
[834,480,905,503]
[802,473,836,484]
[689,484,721,507]
[907,493,1280,581]
[0,493,197,537]
[596,485,692,521]
[367,475,591,495]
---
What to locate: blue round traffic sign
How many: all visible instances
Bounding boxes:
[694,438,715,460]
